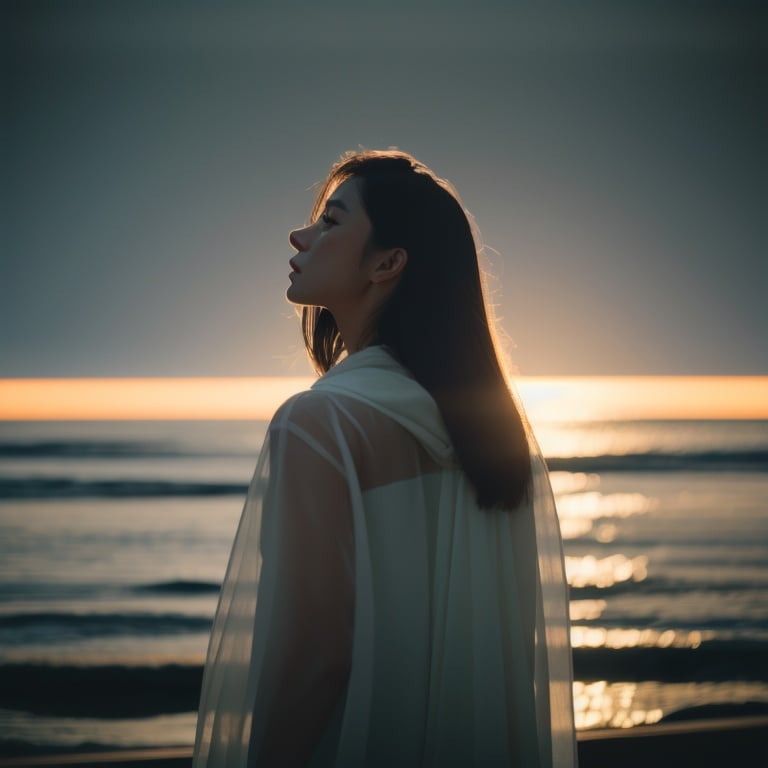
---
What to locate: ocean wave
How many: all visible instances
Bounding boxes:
[0,478,249,499]
[0,440,185,459]
[0,612,212,638]
[0,580,222,602]
[2,638,767,719]
[546,450,768,473]
[0,663,203,718]
[133,580,221,595]
[572,615,768,634]
[574,640,768,683]
[570,577,768,598]
[2,450,765,499]
[0,440,244,459]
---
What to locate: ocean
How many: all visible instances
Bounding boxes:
[0,418,766,757]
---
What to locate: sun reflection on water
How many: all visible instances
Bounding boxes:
[569,599,608,621]
[553,471,657,540]
[557,492,656,519]
[573,680,768,730]
[549,472,600,495]
[570,626,708,649]
[565,554,648,588]
[573,681,664,729]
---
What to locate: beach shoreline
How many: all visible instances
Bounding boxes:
[0,715,766,767]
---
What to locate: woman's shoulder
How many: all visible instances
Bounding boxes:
[270,388,339,431]
[267,388,396,479]
[269,386,404,451]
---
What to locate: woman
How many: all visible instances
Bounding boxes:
[193,150,577,766]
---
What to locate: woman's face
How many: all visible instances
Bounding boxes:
[287,179,374,313]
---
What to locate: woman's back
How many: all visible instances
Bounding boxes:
[238,348,546,765]
[195,348,555,765]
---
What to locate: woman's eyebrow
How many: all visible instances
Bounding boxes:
[325,198,349,212]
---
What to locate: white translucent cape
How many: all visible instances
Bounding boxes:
[193,346,576,767]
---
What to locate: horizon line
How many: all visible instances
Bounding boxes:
[0,375,766,421]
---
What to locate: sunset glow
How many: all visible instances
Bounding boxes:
[0,378,314,421]
[517,376,768,422]
[0,376,765,421]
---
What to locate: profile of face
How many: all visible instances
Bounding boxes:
[286,179,374,312]
[287,178,407,325]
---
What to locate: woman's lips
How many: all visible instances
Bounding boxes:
[289,258,301,274]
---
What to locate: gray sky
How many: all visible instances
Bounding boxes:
[2,0,765,377]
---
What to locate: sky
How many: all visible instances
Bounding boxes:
[2,0,765,378]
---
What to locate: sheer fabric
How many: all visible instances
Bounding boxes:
[193,346,577,767]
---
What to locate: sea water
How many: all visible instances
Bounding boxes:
[0,419,766,756]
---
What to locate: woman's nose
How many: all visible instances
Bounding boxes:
[289,226,311,252]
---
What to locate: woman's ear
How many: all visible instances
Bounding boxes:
[369,248,408,284]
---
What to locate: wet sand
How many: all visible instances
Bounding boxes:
[577,715,768,767]
[0,715,766,767]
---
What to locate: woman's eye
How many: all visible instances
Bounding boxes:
[320,212,338,228]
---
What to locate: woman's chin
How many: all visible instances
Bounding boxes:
[286,285,311,306]
[286,283,300,304]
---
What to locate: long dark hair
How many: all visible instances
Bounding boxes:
[302,149,531,510]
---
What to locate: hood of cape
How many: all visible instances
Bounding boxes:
[311,345,455,467]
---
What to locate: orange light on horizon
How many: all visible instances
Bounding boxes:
[0,376,765,421]
[0,377,315,421]
[516,376,768,422]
